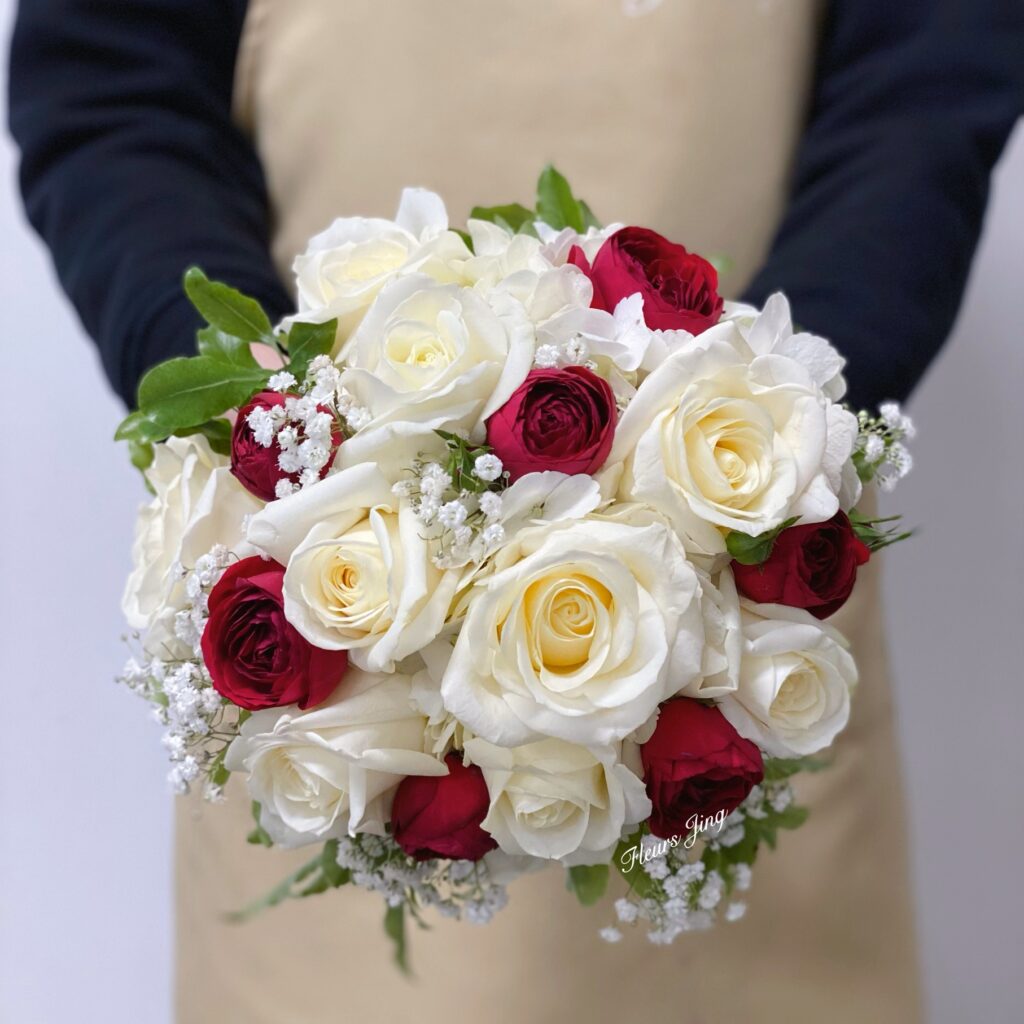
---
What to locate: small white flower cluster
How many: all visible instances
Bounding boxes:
[600,832,749,946]
[118,546,241,799]
[247,371,342,497]
[393,453,508,568]
[600,779,798,946]
[301,355,372,433]
[855,401,916,492]
[173,544,233,657]
[533,333,594,370]
[335,834,508,924]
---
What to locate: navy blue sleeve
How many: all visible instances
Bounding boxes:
[8,0,291,407]
[743,0,1024,409]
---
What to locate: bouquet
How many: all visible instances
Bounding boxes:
[116,167,914,964]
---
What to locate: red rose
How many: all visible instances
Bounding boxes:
[732,512,870,619]
[485,366,616,482]
[569,226,723,334]
[201,556,347,711]
[641,698,764,840]
[391,753,497,862]
[230,391,340,502]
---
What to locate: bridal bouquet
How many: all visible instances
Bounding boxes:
[116,168,914,963]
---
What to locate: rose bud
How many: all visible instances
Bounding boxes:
[569,226,723,334]
[485,365,616,482]
[231,390,340,501]
[732,512,870,620]
[391,752,497,862]
[201,556,348,711]
[641,698,764,840]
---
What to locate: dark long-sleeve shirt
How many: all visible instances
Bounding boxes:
[9,0,1024,409]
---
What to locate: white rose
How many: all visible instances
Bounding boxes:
[722,293,848,402]
[718,601,857,757]
[122,435,261,647]
[535,221,625,265]
[246,463,458,672]
[288,188,471,343]
[539,293,696,388]
[463,220,590,324]
[606,334,858,562]
[441,517,705,747]
[464,736,650,864]
[337,276,535,444]
[585,501,742,701]
[224,668,446,847]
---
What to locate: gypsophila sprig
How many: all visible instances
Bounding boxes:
[391,431,509,567]
[853,402,916,491]
[533,334,595,370]
[118,545,244,799]
[604,771,807,945]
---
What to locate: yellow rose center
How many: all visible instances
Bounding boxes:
[771,666,825,726]
[683,399,773,508]
[522,572,613,672]
[306,517,392,636]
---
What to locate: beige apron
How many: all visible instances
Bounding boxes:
[176,3,922,1020]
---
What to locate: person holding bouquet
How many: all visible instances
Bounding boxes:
[9,1,1023,1021]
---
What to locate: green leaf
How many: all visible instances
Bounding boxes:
[706,254,734,276]
[174,417,233,456]
[318,840,351,889]
[118,410,232,459]
[196,326,260,367]
[453,228,474,251]
[184,266,272,341]
[772,805,810,830]
[762,756,830,782]
[578,199,602,231]
[114,409,168,444]
[205,744,232,788]
[136,356,270,436]
[127,438,154,473]
[612,828,658,899]
[245,801,274,848]
[852,449,877,483]
[849,510,914,552]
[536,164,586,233]
[384,903,410,975]
[286,319,338,381]
[227,855,321,922]
[566,864,609,907]
[469,203,537,234]
[725,517,799,566]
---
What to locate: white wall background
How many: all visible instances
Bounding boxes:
[0,0,1020,1015]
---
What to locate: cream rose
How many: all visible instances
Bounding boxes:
[463,219,591,324]
[440,518,705,747]
[718,601,857,757]
[224,669,446,847]
[582,501,742,701]
[723,293,848,402]
[288,188,470,344]
[246,463,458,672]
[464,736,650,864]
[122,435,261,650]
[605,333,859,562]
[337,276,535,445]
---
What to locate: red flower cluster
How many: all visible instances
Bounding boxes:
[570,226,723,335]
[485,365,616,482]
[391,753,496,861]
[201,557,347,710]
[230,391,340,501]
[733,512,870,619]
[641,698,763,839]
